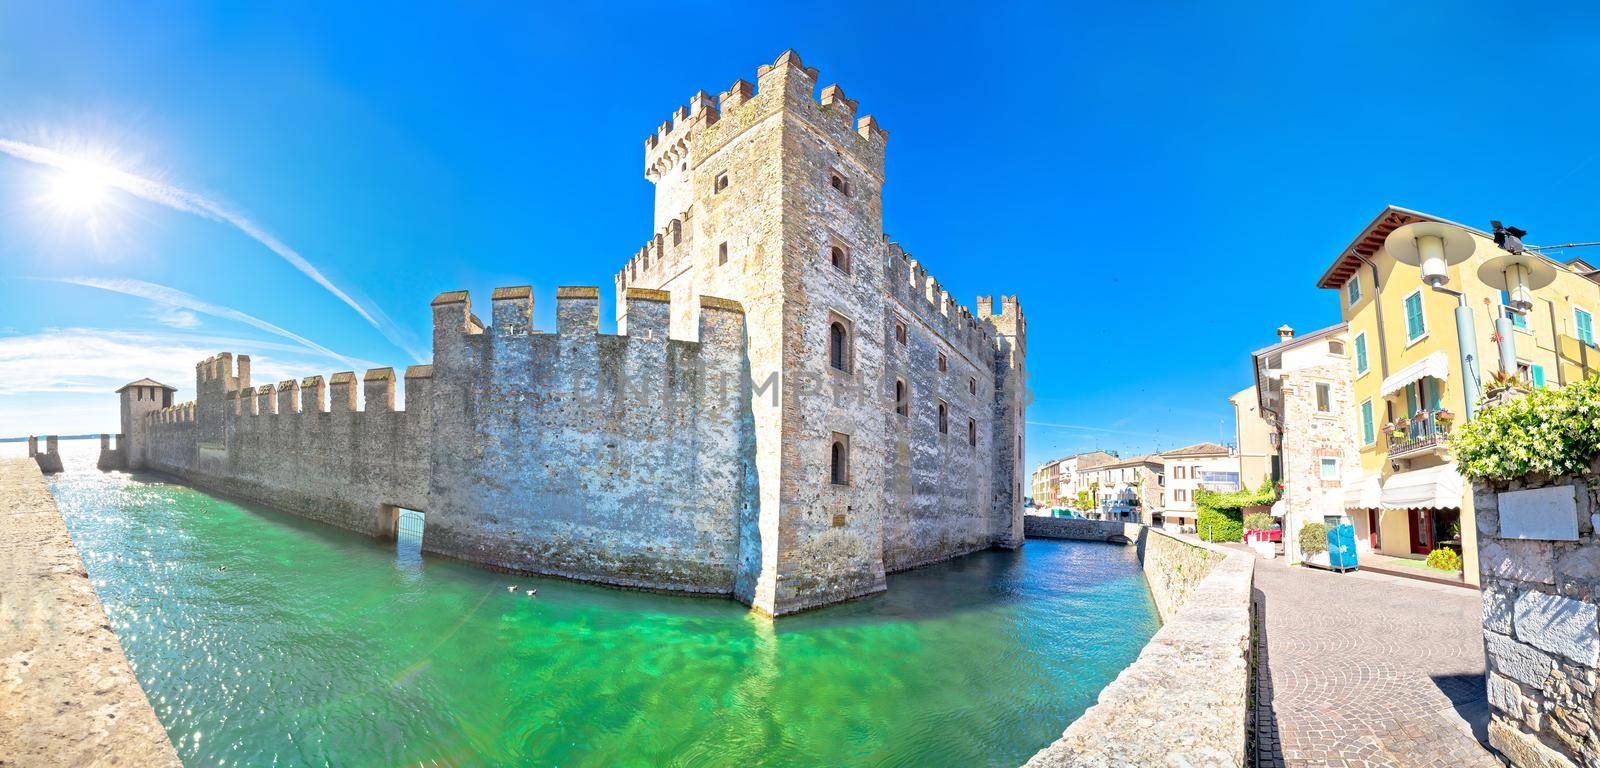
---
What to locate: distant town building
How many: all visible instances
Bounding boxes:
[1080,454,1163,524]
[1157,443,1239,530]
[1029,451,1116,509]
[1316,206,1600,585]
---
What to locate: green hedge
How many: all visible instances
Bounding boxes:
[1195,481,1279,543]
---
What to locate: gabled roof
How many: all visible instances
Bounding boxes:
[1100,454,1162,470]
[1250,323,1348,361]
[1160,442,1231,459]
[116,378,177,393]
[1315,206,1486,289]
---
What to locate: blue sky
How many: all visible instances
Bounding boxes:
[1,2,1597,473]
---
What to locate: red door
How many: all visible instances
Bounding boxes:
[1368,509,1381,550]
[1408,509,1432,554]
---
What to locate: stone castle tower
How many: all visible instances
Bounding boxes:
[616,50,1027,614]
[114,51,1026,617]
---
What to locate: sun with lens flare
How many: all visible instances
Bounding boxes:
[44,159,115,214]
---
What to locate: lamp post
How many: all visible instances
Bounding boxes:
[1385,222,1484,421]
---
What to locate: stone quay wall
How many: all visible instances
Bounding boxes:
[1022,517,1253,767]
[1473,463,1600,768]
[0,459,180,767]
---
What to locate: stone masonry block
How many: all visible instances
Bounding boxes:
[1486,629,1558,688]
[1485,583,1514,635]
[1514,589,1600,666]
[1482,538,1557,585]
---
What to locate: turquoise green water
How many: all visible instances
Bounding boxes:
[48,447,1158,767]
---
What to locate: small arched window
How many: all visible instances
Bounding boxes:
[968,418,977,446]
[895,379,908,416]
[830,173,849,196]
[830,434,850,485]
[829,322,849,372]
[938,401,949,434]
[830,245,850,274]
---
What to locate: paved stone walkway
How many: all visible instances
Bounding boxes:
[1251,557,1501,768]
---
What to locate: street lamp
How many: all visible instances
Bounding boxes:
[1478,250,1557,375]
[1385,222,1482,420]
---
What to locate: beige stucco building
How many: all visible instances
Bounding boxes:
[1079,454,1163,524]
[1156,443,1238,530]
[1229,385,1274,491]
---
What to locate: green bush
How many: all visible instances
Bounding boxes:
[1452,375,1600,480]
[1426,547,1463,572]
[1197,507,1243,542]
[1299,522,1329,556]
[1194,483,1279,543]
[1243,512,1273,531]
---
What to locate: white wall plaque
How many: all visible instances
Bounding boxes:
[1498,485,1581,541]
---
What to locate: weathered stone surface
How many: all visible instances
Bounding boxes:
[1487,630,1558,688]
[1024,535,1252,767]
[0,460,180,766]
[1514,589,1600,666]
[1482,538,1557,585]
[1489,719,1580,768]
[1485,582,1514,635]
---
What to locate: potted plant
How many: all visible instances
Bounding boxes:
[1434,409,1455,432]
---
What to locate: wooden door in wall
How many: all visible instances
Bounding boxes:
[1408,509,1433,555]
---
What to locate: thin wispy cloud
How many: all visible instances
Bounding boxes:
[0,137,427,362]
[44,276,369,370]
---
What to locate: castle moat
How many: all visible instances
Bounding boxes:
[36,442,1158,767]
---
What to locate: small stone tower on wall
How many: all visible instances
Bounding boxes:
[116,378,176,468]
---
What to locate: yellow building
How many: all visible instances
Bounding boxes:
[1318,206,1600,586]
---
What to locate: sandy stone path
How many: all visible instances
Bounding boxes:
[0,459,179,767]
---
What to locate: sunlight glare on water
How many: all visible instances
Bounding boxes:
[43,440,1159,767]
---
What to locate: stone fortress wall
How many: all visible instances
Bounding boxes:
[116,51,1026,616]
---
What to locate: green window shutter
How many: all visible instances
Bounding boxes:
[1579,310,1594,345]
[1355,335,1368,373]
[1406,386,1418,417]
[1532,364,1547,388]
[1361,401,1375,445]
[1429,378,1442,410]
[1405,294,1425,340]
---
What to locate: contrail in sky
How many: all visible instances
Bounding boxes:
[46,276,373,371]
[0,137,427,362]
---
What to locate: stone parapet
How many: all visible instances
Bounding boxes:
[1474,463,1600,768]
[0,459,180,766]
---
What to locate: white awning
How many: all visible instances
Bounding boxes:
[1380,464,1463,510]
[1343,473,1381,509]
[1380,350,1450,397]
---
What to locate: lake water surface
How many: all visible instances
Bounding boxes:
[46,442,1158,767]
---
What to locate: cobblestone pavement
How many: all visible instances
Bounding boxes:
[1251,557,1501,768]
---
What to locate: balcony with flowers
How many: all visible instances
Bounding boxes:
[1385,408,1455,459]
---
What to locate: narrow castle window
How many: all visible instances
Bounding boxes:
[895,320,907,345]
[719,242,728,265]
[830,245,851,274]
[714,172,729,193]
[969,377,977,395]
[938,401,949,434]
[968,418,977,447]
[829,320,852,373]
[895,379,909,417]
[938,352,947,372]
[830,172,850,196]
[830,433,850,485]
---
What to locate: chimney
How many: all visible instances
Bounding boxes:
[1277,324,1294,342]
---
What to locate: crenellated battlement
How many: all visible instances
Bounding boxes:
[432,284,742,350]
[615,208,695,295]
[643,50,887,184]
[881,237,1005,364]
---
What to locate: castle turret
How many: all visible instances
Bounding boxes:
[115,378,176,469]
